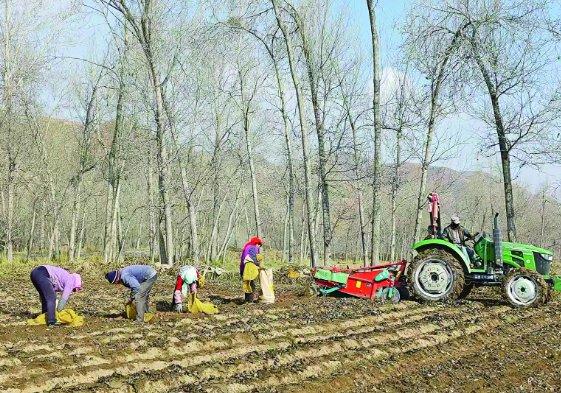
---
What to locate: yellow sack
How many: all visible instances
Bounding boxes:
[125,303,155,322]
[243,262,259,281]
[188,294,218,315]
[287,268,301,279]
[27,308,85,327]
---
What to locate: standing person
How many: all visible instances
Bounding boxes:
[171,265,202,312]
[30,265,82,327]
[240,236,263,302]
[105,265,157,323]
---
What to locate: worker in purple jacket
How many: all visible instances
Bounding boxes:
[30,265,82,326]
[105,265,157,323]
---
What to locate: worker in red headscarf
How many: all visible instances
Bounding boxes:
[240,236,263,302]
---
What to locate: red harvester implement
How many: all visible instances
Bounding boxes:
[310,260,408,302]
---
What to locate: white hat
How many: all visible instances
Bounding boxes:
[451,215,460,224]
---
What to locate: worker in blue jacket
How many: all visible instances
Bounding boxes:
[105,265,158,323]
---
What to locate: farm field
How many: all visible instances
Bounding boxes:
[1,268,560,393]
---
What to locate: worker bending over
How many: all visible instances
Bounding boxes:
[30,265,82,327]
[172,265,204,312]
[105,264,157,323]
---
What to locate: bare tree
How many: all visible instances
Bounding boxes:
[366,0,383,265]
[99,0,175,264]
[403,4,464,243]
[271,0,318,267]
[68,67,103,262]
[292,5,333,263]
[421,0,560,242]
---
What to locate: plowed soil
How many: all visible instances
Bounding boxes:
[1,268,560,393]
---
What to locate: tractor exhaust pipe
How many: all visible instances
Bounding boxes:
[493,213,503,271]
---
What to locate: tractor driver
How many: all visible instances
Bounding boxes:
[442,215,480,267]
[443,215,472,246]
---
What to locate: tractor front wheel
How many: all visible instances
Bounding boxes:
[503,268,550,308]
[408,249,466,303]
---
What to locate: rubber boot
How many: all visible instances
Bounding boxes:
[244,293,252,303]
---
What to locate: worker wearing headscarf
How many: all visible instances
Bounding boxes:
[240,236,263,302]
[171,265,204,312]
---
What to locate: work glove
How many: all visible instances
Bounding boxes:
[174,303,184,313]
[56,299,67,312]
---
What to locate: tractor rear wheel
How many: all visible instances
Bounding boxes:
[502,268,550,308]
[408,249,466,303]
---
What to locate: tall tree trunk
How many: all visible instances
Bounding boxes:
[390,127,403,261]
[68,178,82,262]
[26,200,37,260]
[238,70,262,237]
[470,42,517,241]
[207,191,229,262]
[242,100,262,237]
[179,166,199,262]
[109,181,121,261]
[147,154,157,264]
[39,206,45,252]
[493,94,517,242]
[344,93,367,266]
[271,56,295,263]
[110,0,176,263]
[413,131,433,243]
[103,183,113,263]
[540,189,546,247]
[297,16,332,263]
[76,210,86,260]
[153,82,174,265]
[105,34,127,263]
[366,0,383,265]
[209,118,221,261]
[218,184,243,260]
[272,0,317,267]
[2,0,15,263]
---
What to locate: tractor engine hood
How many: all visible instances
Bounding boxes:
[501,241,553,257]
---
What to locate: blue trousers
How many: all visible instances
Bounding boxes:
[30,266,57,325]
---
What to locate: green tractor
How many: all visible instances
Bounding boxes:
[408,193,561,307]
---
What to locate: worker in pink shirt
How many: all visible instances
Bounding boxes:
[30,265,82,326]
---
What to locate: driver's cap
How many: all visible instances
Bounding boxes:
[451,215,460,224]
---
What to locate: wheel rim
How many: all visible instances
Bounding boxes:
[414,259,454,299]
[507,276,537,306]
